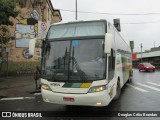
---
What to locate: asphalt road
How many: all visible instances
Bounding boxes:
[0,69,160,120]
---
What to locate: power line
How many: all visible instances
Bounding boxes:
[59,9,160,24]
[122,20,160,24]
[59,9,160,16]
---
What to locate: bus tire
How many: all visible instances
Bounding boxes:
[114,80,121,100]
[128,71,132,83]
[128,76,132,83]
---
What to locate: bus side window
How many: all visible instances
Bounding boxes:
[108,49,115,81]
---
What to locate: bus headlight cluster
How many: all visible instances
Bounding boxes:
[41,83,52,91]
[88,85,106,93]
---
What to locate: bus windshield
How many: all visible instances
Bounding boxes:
[41,39,106,81]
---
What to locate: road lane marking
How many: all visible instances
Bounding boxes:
[24,97,35,99]
[127,83,148,92]
[34,93,42,95]
[135,82,160,92]
[147,82,160,87]
[0,97,35,101]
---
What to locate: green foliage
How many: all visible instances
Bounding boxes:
[0,0,19,44]
[0,0,19,26]
[0,26,15,44]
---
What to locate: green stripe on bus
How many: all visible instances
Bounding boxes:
[71,83,82,88]
[62,83,92,88]
[62,83,73,88]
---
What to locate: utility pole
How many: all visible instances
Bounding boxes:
[75,0,77,20]
[141,43,143,62]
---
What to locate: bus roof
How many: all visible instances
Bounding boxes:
[51,19,108,26]
[50,19,130,49]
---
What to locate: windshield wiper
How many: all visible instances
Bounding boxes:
[72,57,88,81]
[70,47,88,81]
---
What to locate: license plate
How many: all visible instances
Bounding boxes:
[63,97,75,102]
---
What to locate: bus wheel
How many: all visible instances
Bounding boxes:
[128,71,132,83]
[128,76,132,83]
[114,80,121,100]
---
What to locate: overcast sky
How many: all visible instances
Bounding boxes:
[51,0,160,52]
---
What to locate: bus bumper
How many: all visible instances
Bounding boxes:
[41,89,111,106]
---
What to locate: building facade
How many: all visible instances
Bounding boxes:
[132,47,160,69]
[3,0,62,62]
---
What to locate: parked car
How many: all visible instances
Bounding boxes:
[138,63,155,72]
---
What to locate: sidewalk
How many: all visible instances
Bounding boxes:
[0,76,40,99]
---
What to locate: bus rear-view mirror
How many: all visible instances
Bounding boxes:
[104,33,112,54]
[29,38,44,56]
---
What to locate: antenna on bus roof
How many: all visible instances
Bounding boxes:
[113,19,121,32]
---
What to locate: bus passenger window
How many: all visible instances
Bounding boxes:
[108,49,115,81]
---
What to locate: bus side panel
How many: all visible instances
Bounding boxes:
[115,29,132,87]
[115,52,123,87]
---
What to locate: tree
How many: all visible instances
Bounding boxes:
[0,0,19,26]
[0,0,19,45]
[0,0,19,75]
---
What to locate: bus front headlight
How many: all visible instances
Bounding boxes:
[41,83,52,91]
[88,85,106,93]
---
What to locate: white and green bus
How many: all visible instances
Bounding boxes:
[29,19,132,106]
